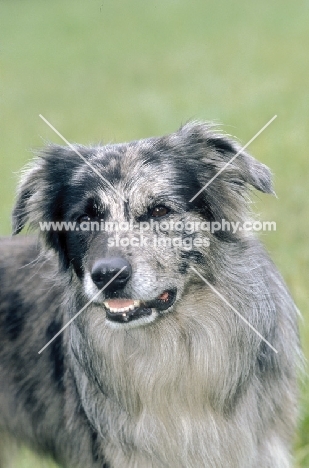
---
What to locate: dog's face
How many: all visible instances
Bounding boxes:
[13,122,273,328]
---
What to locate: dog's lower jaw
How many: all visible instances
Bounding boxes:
[106,305,152,323]
[105,309,159,329]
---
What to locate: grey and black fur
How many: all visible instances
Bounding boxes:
[0,122,300,467]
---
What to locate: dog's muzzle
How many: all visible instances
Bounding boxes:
[104,290,176,323]
[90,257,176,323]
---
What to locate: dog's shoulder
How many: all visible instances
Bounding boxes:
[0,235,64,345]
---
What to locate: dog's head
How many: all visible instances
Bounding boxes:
[13,122,273,327]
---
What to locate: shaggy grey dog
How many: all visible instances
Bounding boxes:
[0,122,300,467]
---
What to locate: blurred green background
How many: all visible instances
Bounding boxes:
[1,0,308,466]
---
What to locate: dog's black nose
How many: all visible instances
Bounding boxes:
[91,257,132,291]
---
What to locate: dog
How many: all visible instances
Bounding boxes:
[0,122,300,467]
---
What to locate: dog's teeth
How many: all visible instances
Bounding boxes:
[104,301,139,313]
[110,307,130,313]
[104,301,143,315]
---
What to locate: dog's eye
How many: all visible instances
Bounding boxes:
[150,206,170,218]
[77,214,92,224]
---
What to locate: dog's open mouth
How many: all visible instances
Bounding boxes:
[104,290,176,323]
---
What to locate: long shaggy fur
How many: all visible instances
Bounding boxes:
[0,122,300,467]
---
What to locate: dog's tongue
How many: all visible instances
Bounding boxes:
[105,299,135,308]
[158,291,169,301]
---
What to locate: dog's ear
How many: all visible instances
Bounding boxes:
[12,145,87,269]
[205,134,274,195]
[175,122,275,240]
[12,158,47,235]
[12,144,85,235]
[178,122,274,195]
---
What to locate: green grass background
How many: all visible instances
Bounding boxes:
[1,0,308,466]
